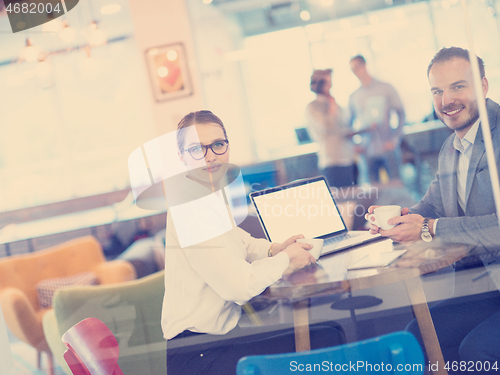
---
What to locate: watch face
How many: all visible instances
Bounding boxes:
[421,232,432,242]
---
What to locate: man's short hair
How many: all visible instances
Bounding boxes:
[350,55,366,65]
[427,47,485,78]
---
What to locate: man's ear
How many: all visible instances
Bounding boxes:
[482,77,489,97]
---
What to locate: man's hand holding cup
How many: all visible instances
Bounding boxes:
[365,205,404,232]
[365,205,432,243]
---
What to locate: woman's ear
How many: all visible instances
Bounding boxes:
[178,151,187,166]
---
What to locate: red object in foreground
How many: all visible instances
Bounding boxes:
[62,317,124,375]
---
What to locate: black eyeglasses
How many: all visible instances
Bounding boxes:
[182,139,229,160]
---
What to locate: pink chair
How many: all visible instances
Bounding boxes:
[62,318,124,375]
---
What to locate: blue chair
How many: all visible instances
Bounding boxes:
[237,331,424,375]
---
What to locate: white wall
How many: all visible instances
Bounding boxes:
[128,0,204,136]
[187,0,258,165]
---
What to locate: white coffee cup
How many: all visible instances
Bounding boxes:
[365,205,402,230]
[297,238,324,260]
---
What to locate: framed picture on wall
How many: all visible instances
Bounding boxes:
[145,43,193,102]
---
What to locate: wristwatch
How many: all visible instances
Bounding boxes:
[421,218,433,242]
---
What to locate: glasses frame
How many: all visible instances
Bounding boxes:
[182,139,229,160]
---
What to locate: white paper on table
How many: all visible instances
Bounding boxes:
[347,250,407,270]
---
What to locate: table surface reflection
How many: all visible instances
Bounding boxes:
[262,237,470,375]
[264,238,470,300]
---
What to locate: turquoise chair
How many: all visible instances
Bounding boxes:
[237,331,424,375]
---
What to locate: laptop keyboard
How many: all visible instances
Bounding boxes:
[324,233,355,245]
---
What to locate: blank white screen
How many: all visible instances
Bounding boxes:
[253,180,345,243]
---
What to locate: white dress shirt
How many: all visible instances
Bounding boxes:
[453,119,480,212]
[162,209,289,340]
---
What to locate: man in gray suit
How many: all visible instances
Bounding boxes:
[368,47,500,369]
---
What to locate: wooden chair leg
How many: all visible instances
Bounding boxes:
[46,351,54,375]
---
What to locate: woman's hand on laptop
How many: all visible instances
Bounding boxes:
[283,242,316,270]
[271,235,306,256]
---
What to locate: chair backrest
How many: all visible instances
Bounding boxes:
[0,236,104,308]
[62,317,124,375]
[52,270,166,375]
[53,270,165,348]
[236,331,424,375]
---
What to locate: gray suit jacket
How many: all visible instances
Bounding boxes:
[410,98,500,249]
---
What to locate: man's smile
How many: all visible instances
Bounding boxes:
[442,106,464,117]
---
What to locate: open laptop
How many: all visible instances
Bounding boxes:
[249,176,380,257]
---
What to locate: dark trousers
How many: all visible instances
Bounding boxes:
[322,164,357,188]
[366,148,401,183]
[167,320,345,375]
[406,290,500,374]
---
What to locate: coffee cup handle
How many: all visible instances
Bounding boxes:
[365,213,378,226]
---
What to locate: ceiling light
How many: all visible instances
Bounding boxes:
[21,39,41,62]
[42,17,63,33]
[101,4,121,15]
[300,10,311,21]
[59,20,77,43]
[88,21,107,46]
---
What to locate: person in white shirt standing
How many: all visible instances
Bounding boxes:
[348,55,406,184]
[306,69,358,188]
[163,110,345,375]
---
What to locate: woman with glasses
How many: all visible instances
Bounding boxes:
[163,110,345,375]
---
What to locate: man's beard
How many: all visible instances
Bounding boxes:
[437,101,480,132]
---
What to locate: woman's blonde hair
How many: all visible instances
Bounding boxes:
[176,110,228,152]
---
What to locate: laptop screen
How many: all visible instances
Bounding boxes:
[250,177,347,243]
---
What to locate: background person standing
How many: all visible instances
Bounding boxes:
[348,55,406,184]
[306,69,357,188]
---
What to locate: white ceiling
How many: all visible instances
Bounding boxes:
[0,0,425,63]
[0,0,135,64]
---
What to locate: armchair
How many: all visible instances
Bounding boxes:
[0,236,136,375]
[43,270,166,375]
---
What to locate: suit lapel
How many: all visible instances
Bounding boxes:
[464,99,499,211]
